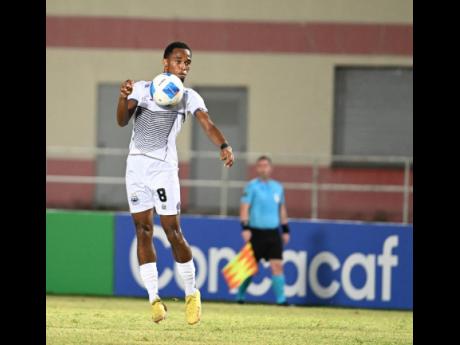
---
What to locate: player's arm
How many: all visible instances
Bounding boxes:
[195,110,234,167]
[280,203,290,245]
[240,203,251,242]
[116,79,138,127]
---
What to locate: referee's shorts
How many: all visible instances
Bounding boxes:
[249,227,283,261]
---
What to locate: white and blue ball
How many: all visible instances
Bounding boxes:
[151,73,184,107]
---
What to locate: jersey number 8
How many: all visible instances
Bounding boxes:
[157,188,167,202]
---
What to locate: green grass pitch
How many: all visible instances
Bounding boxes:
[46,295,412,345]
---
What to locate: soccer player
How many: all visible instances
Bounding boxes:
[116,41,234,324]
[238,156,290,305]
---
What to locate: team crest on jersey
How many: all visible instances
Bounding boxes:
[130,193,140,205]
[274,194,281,203]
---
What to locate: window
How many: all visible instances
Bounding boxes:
[333,67,413,160]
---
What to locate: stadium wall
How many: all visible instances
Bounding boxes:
[46,210,413,309]
[46,161,413,222]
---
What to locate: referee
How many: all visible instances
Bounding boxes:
[237,155,290,305]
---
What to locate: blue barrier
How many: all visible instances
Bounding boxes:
[114,214,412,309]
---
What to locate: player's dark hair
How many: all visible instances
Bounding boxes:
[163,41,192,58]
[257,155,272,164]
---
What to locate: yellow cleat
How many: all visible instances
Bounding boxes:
[185,289,201,325]
[151,298,167,324]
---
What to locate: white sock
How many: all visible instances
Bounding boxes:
[139,262,159,304]
[176,259,197,296]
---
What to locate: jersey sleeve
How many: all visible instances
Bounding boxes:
[127,81,144,102]
[185,88,208,116]
[240,183,254,205]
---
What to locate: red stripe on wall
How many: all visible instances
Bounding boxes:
[248,165,412,185]
[46,159,95,209]
[46,158,412,222]
[46,16,412,56]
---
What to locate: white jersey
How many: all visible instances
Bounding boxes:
[127,80,207,168]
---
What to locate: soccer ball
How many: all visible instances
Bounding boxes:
[151,72,184,107]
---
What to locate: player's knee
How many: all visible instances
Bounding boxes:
[164,226,186,246]
[135,222,153,238]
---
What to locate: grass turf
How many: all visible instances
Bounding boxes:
[46,295,412,345]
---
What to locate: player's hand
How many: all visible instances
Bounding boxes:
[220,146,234,168]
[282,233,290,245]
[120,79,134,99]
[242,229,251,242]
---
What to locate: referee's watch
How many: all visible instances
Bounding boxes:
[241,221,250,231]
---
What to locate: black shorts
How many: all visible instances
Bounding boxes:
[249,228,283,261]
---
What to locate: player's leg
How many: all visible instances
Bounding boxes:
[154,170,200,324]
[160,214,201,324]
[160,215,194,286]
[131,209,167,323]
[126,156,166,323]
[132,209,158,296]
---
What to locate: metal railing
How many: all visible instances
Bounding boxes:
[46,146,413,223]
